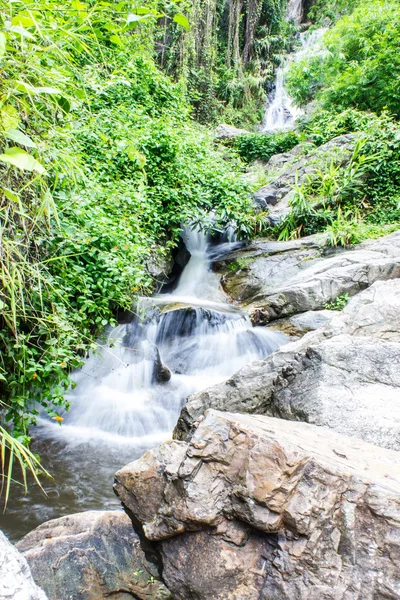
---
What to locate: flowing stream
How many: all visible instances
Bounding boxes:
[1,227,285,541]
[262,28,326,132]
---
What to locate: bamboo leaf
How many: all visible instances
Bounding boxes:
[0,147,46,174]
[14,81,62,95]
[4,129,37,148]
[8,25,35,39]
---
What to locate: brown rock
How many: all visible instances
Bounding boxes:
[115,410,400,600]
[17,511,171,600]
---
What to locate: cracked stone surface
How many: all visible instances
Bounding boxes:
[175,279,400,450]
[0,530,47,600]
[17,511,171,600]
[219,231,400,324]
[115,409,400,600]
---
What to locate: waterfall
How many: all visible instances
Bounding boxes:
[36,226,285,444]
[262,28,327,133]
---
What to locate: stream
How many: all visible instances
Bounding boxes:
[1,227,285,541]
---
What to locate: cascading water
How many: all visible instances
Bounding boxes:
[1,226,286,540]
[262,28,327,132]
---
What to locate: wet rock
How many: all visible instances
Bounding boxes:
[115,409,400,600]
[215,124,249,140]
[176,279,400,450]
[17,511,171,600]
[0,530,47,600]
[254,134,357,220]
[221,231,400,324]
[144,249,173,286]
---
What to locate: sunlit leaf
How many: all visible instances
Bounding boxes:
[127,12,153,23]
[14,81,62,95]
[0,33,6,59]
[8,25,35,39]
[0,106,19,131]
[0,147,46,174]
[173,13,190,30]
[4,129,37,148]
[109,34,123,46]
[2,187,20,203]
[11,15,36,28]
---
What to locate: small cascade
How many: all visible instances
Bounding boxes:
[47,225,284,443]
[262,28,326,132]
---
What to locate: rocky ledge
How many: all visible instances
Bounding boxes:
[176,278,400,450]
[115,409,400,600]
[217,230,400,324]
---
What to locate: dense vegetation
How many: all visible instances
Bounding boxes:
[0,0,258,474]
[264,0,400,244]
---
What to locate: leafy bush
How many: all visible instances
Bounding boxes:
[233,130,300,163]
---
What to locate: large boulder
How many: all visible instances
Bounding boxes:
[219,231,400,324]
[17,511,171,600]
[215,124,249,140]
[254,134,357,221]
[0,530,47,600]
[115,409,400,600]
[175,279,400,450]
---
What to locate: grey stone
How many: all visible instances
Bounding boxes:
[175,279,400,450]
[115,409,400,600]
[0,530,47,600]
[17,511,171,600]
[215,124,249,140]
[221,231,400,324]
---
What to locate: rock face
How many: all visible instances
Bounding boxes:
[0,530,47,600]
[176,279,400,450]
[220,231,400,324]
[17,511,171,600]
[254,134,356,222]
[215,124,249,140]
[115,409,400,600]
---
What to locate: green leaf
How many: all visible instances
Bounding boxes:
[8,25,35,39]
[2,187,20,203]
[126,12,152,23]
[173,13,190,30]
[0,105,19,131]
[14,81,62,95]
[11,15,36,28]
[109,34,123,46]
[4,129,37,148]
[0,33,6,59]
[0,147,46,174]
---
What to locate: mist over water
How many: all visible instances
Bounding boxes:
[1,226,285,540]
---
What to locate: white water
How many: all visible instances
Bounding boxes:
[262,28,327,132]
[43,226,284,444]
[2,226,287,540]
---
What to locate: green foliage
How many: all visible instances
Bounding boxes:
[234,130,300,163]
[287,1,400,117]
[325,294,349,311]
[275,126,400,243]
[0,0,254,450]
